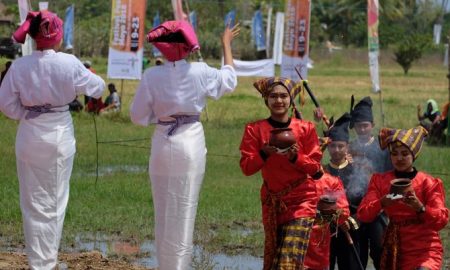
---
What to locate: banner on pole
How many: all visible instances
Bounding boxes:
[38,2,48,11]
[171,0,187,21]
[63,4,74,51]
[368,0,380,93]
[17,0,33,56]
[252,10,266,52]
[107,0,147,80]
[152,12,162,57]
[273,12,284,65]
[224,10,236,27]
[189,11,197,31]
[281,0,311,80]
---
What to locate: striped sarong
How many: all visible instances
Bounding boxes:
[271,217,315,270]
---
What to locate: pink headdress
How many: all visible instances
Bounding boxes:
[147,20,199,62]
[13,10,63,49]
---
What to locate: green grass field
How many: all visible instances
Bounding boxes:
[0,48,449,260]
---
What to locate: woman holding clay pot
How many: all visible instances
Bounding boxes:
[239,77,322,270]
[357,126,448,270]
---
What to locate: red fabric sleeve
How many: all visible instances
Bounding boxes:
[420,177,449,230]
[292,121,322,175]
[239,123,265,176]
[357,174,384,223]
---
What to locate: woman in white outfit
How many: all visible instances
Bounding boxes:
[130,20,239,270]
[0,11,105,270]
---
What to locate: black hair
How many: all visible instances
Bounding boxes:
[29,13,43,38]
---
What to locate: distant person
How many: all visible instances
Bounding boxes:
[155,57,164,66]
[130,20,240,270]
[0,10,105,269]
[418,99,446,143]
[68,96,84,112]
[358,126,448,269]
[0,61,12,86]
[348,96,392,269]
[83,60,97,105]
[142,57,150,71]
[100,83,121,114]
[85,97,104,114]
[239,77,322,270]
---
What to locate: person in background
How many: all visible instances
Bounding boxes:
[239,77,322,270]
[418,99,447,143]
[155,57,164,66]
[83,60,96,105]
[68,96,83,112]
[0,10,105,269]
[85,97,104,114]
[0,61,12,86]
[358,126,448,269]
[130,20,240,270]
[348,95,391,269]
[100,83,120,114]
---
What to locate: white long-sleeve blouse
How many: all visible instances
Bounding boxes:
[0,49,105,120]
[130,59,237,126]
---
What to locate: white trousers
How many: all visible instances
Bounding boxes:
[150,122,206,270]
[15,112,75,270]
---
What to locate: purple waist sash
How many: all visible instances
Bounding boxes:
[24,104,69,120]
[157,115,200,136]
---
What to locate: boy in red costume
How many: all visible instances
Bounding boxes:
[240,77,322,270]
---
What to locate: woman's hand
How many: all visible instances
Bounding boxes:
[261,143,277,157]
[286,143,299,162]
[403,191,425,212]
[221,22,240,46]
[380,194,396,208]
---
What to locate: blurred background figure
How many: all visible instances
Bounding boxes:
[417,99,446,143]
[155,57,164,66]
[0,61,12,86]
[100,83,121,114]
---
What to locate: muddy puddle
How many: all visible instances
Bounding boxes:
[63,233,263,269]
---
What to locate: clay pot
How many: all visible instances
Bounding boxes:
[390,178,413,195]
[317,195,337,215]
[269,128,296,149]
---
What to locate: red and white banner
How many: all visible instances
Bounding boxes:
[107,0,147,80]
[281,0,311,80]
[171,0,187,21]
[368,0,380,93]
[17,0,33,56]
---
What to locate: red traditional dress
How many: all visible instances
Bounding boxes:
[357,171,448,270]
[304,173,350,270]
[240,117,322,269]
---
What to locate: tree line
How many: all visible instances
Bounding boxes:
[2,0,449,73]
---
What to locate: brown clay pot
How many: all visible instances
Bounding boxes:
[317,195,337,215]
[390,178,413,195]
[269,128,296,149]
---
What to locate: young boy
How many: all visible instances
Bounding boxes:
[323,112,363,269]
[348,96,392,269]
[240,77,322,270]
[304,113,352,270]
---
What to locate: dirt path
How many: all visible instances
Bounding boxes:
[0,251,152,270]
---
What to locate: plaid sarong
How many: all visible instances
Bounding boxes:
[380,218,422,270]
[271,217,315,270]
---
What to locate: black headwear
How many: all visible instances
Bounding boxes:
[328,112,351,142]
[350,95,373,128]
